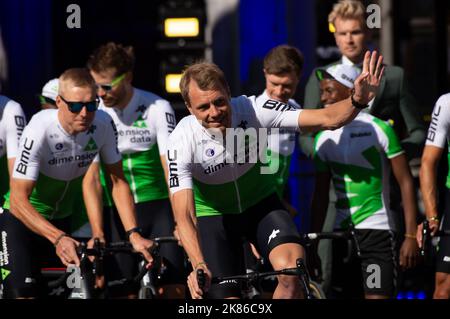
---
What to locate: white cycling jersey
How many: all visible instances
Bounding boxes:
[256,91,301,196]
[98,88,176,204]
[167,95,302,217]
[0,95,26,202]
[3,109,121,219]
[425,93,450,188]
[314,112,404,230]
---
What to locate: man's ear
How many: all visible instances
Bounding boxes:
[55,95,63,109]
[185,102,193,115]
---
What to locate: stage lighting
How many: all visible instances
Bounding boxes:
[164,18,200,38]
[165,73,182,93]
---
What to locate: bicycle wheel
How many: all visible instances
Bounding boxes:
[308,280,326,299]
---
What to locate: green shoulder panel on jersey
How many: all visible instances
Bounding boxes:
[100,144,168,207]
[193,162,277,217]
[372,117,403,158]
[3,173,84,220]
[313,131,328,172]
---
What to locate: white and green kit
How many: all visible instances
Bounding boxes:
[314,112,404,230]
[97,88,176,205]
[0,96,26,203]
[3,109,121,219]
[167,95,302,217]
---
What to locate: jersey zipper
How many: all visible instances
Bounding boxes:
[126,154,138,202]
[52,180,71,220]
[231,163,242,212]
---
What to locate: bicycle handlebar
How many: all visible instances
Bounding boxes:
[197,258,312,298]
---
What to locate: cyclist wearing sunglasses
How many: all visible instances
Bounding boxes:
[85,42,185,298]
[0,68,154,298]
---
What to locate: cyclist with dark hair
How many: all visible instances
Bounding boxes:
[85,42,185,298]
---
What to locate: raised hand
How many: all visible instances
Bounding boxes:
[353,51,384,105]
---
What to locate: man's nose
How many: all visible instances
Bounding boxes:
[209,104,220,117]
[79,106,88,117]
[97,87,107,97]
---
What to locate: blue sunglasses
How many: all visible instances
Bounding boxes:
[60,95,99,113]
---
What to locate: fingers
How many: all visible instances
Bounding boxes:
[416,223,423,247]
[56,237,80,267]
[362,50,371,74]
[187,272,203,299]
[141,248,154,267]
[353,71,369,87]
[374,55,384,79]
[369,50,377,75]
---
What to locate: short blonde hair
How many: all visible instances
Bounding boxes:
[59,68,96,96]
[328,0,366,28]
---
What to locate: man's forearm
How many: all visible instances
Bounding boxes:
[172,191,205,268]
[111,179,138,231]
[83,174,104,236]
[10,195,65,243]
[419,163,439,218]
[399,179,418,234]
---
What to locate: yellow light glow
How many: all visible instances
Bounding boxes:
[164,18,199,37]
[165,74,182,93]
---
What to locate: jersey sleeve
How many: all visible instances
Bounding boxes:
[12,115,44,181]
[98,117,122,165]
[313,132,329,172]
[4,100,26,159]
[153,100,177,156]
[425,94,450,149]
[166,125,194,194]
[372,117,404,159]
[253,97,302,130]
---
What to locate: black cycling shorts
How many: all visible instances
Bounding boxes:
[331,228,397,298]
[103,198,186,296]
[197,192,302,299]
[436,190,450,274]
[0,208,70,298]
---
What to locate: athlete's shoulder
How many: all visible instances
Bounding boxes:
[93,108,114,124]
[288,98,301,109]
[434,92,450,108]
[0,95,23,114]
[135,88,171,107]
[29,109,56,123]
[231,95,253,109]
[170,115,196,136]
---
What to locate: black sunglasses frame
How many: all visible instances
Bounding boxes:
[59,95,99,113]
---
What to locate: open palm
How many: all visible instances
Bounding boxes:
[353,51,384,105]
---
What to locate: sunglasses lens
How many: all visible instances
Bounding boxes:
[85,100,98,112]
[68,101,98,113]
[68,102,84,113]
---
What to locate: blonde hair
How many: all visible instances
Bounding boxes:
[59,68,96,96]
[328,0,366,27]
